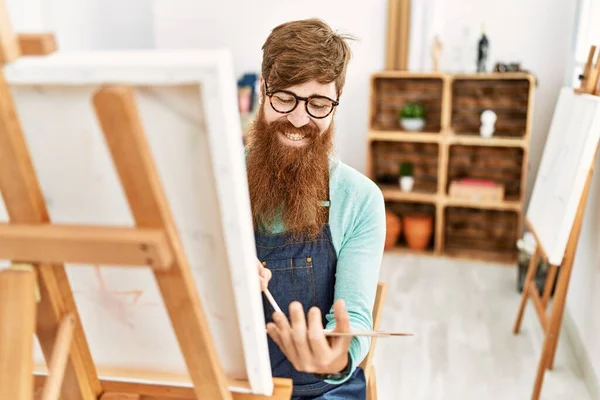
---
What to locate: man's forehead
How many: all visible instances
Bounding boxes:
[283,80,337,97]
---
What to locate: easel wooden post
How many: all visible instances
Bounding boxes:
[576,45,600,95]
[0,269,37,400]
[385,0,410,70]
[512,46,600,400]
[0,3,292,399]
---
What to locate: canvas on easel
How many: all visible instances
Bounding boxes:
[0,3,293,399]
[512,46,600,400]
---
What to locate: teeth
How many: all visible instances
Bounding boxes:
[284,132,306,141]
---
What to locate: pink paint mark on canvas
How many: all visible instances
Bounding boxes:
[75,266,151,330]
[110,289,144,305]
[212,312,225,322]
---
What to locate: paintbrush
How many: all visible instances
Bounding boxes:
[263,327,413,337]
[322,330,413,337]
[262,290,413,337]
[263,288,282,314]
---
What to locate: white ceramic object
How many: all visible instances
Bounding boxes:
[400,176,414,192]
[401,118,425,132]
[480,109,497,138]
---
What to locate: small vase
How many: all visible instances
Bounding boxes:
[385,210,402,250]
[403,214,433,251]
[400,176,414,192]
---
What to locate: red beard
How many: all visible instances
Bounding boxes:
[245,106,333,239]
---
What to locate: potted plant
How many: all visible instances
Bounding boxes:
[403,213,433,251]
[399,162,414,192]
[398,101,426,131]
[385,209,402,250]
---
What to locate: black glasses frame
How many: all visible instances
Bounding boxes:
[264,82,339,119]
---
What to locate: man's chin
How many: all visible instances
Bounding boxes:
[277,131,310,148]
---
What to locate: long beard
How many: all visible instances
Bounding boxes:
[246,106,333,240]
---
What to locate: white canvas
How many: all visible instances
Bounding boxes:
[0,50,273,395]
[526,87,600,266]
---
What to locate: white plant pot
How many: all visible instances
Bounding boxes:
[400,176,414,192]
[400,118,425,132]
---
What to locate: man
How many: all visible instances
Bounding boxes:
[245,18,386,399]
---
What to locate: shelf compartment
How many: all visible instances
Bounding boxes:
[444,206,519,264]
[451,78,531,138]
[386,201,437,253]
[371,77,444,132]
[371,141,439,193]
[447,145,524,201]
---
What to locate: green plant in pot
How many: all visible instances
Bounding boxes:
[399,162,414,192]
[398,101,426,132]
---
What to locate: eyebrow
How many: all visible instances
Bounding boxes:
[294,90,336,100]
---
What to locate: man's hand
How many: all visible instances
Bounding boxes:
[266,299,352,375]
[257,258,272,291]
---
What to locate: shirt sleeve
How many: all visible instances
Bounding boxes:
[323,184,386,384]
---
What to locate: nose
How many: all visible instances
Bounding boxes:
[286,104,310,128]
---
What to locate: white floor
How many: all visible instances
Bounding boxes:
[372,253,590,400]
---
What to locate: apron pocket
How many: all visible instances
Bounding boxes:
[262,256,316,319]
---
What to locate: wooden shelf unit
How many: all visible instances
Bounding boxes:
[367,71,536,265]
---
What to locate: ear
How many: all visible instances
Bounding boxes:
[337,88,343,100]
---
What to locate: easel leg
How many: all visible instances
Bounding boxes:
[513,247,540,334]
[532,330,553,400]
[0,269,37,400]
[544,263,571,371]
[531,259,573,399]
[541,264,557,308]
[42,314,76,400]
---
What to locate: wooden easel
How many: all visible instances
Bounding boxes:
[0,3,292,400]
[512,46,600,400]
[575,45,600,95]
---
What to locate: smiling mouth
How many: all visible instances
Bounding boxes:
[283,132,307,142]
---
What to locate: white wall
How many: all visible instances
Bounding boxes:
[6,0,154,51]
[153,0,388,172]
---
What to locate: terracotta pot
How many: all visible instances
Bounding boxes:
[403,214,433,250]
[385,210,402,250]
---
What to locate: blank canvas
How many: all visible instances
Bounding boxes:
[526,87,600,266]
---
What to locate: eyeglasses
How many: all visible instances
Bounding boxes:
[264,82,339,119]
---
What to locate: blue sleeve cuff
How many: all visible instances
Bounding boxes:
[324,350,356,385]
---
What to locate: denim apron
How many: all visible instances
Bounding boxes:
[255,203,367,399]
